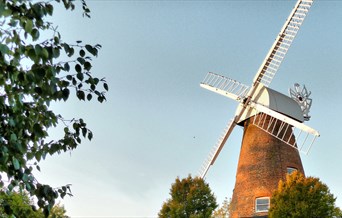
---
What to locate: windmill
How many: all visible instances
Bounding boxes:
[198,0,319,217]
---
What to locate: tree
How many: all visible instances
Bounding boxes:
[212,197,230,218]
[0,0,107,216]
[269,171,342,218]
[49,202,68,218]
[0,190,43,218]
[159,175,218,218]
[0,190,69,218]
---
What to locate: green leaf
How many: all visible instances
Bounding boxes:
[34,86,43,94]
[68,47,74,57]
[46,4,54,15]
[104,83,109,91]
[8,183,14,191]
[61,80,70,87]
[84,61,92,71]
[25,19,33,33]
[79,49,85,57]
[82,128,87,137]
[28,48,36,61]
[88,131,93,141]
[35,151,42,162]
[62,43,70,54]
[90,84,95,91]
[31,29,40,41]
[54,36,60,44]
[64,63,70,72]
[62,88,70,101]
[53,47,60,58]
[12,157,20,170]
[87,93,92,101]
[10,133,17,143]
[77,57,85,64]
[41,48,49,59]
[77,90,85,101]
[9,118,15,127]
[75,64,82,73]
[85,44,97,56]
[35,44,42,56]
[0,44,10,54]
[33,123,44,137]
[23,173,29,182]
[77,72,84,81]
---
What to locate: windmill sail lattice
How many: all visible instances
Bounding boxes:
[252,112,318,154]
[199,119,236,178]
[253,0,314,87]
[200,72,249,101]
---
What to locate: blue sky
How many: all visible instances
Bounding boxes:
[34,1,342,217]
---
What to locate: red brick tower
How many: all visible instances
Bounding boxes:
[229,115,304,218]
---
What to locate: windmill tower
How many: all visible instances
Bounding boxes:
[198,1,319,217]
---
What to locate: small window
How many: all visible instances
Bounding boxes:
[287,167,297,174]
[255,197,270,212]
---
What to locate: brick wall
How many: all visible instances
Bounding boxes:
[230,115,304,218]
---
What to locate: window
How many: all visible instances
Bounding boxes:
[287,167,297,174]
[255,197,270,212]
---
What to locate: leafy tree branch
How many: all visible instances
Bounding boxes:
[0,0,107,216]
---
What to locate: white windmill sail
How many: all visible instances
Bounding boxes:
[252,0,314,88]
[199,119,236,178]
[249,102,319,154]
[200,72,250,101]
[198,0,315,179]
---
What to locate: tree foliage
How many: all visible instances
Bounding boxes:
[159,175,218,218]
[269,171,342,218]
[0,190,43,218]
[0,0,107,216]
[47,202,68,218]
[0,190,68,218]
[212,197,230,218]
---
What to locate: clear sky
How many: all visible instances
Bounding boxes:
[34,0,342,217]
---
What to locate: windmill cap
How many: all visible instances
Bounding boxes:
[236,84,304,124]
[254,85,304,122]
